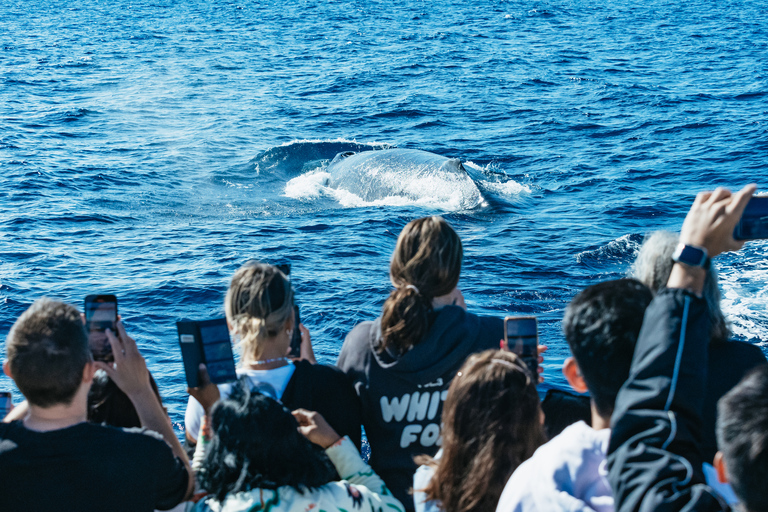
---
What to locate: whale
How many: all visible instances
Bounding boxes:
[324,148,483,208]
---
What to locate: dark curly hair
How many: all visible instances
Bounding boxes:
[199,379,337,503]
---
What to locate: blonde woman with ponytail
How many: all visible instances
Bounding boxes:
[337,217,505,511]
[185,262,362,449]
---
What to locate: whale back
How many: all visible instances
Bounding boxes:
[326,149,482,209]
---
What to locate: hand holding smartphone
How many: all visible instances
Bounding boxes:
[84,295,118,361]
[503,316,539,379]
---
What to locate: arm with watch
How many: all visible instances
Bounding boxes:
[607,185,756,512]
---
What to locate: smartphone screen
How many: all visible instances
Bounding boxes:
[199,321,237,383]
[734,196,768,240]
[0,391,12,419]
[288,305,301,358]
[504,316,539,378]
[84,295,117,361]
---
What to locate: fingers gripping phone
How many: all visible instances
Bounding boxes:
[84,295,118,361]
[734,196,768,240]
[504,316,539,378]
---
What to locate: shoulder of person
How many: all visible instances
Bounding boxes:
[337,320,378,367]
[116,426,179,458]
[717,339,767,361]
[294,360,354,387]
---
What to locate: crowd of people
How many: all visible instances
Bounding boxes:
[1,184,767,512]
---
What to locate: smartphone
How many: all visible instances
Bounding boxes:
[0,391,12,420]
[84,295,118,361]
[177,318,238,388]
[288,305,302,358]
[274,263,302,358]
[275,263,291,276]
[504,316,539,378]
[734,196,768,240]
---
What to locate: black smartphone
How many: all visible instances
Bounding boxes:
[177,318,237,388]
[504,316,539,378]
[0,391,12,419]
[84,295,118,361]
[288,305,302,358]
[734,196,768,240]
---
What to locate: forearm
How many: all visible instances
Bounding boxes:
[130,387,195,498]
[2,400,27,422]
[325,436,405,512]
[608,289,723,511]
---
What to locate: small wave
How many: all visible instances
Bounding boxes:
[576,234,643,265]
[463,161,531,198]
[719,243,768,343]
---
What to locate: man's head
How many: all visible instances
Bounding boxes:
[3,298,92,407]
[715,365,768,512]
[562,279,652,418]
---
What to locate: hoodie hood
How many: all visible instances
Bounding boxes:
[369,305,491,383]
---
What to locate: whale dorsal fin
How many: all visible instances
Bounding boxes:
[330,151,356,165]
[443,158,465,173]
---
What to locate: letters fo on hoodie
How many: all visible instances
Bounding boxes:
[337,305,503,511]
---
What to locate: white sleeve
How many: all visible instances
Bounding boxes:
[184,394,204,442]
[324,436,406,512]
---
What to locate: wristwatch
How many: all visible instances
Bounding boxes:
[671,243,711,269]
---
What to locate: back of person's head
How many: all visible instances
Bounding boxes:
[225,261,294,360]
[380,216,462,354]
[563,279,652,418]
[633,230,729,344]
[5,298,91,408]
[717,366,768,512]
[88,371,162,428]
[200,380,336,503]
[418,350,545,512]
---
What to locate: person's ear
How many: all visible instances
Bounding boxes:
[713,451,729,484]
[563,357,588,394]
[539,408,546,426]
[82,361,96,384]
[3,361,12,380]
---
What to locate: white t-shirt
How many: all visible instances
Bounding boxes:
[184,363,296,441]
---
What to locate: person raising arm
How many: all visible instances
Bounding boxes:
[607,185,756,512]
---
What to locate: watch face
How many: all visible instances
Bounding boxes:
[676,245,707,267]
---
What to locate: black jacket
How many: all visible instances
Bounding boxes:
[607,289,730,512]
[283,360,363,449]
[337,306,503,511]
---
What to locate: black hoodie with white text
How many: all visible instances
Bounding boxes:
[337,305,503,511]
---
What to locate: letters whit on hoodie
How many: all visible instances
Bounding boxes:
[337,305,503,512]
[495,421,614,512]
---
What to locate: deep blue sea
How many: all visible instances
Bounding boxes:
[2,0,767,437]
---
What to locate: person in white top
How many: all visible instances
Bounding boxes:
[185,261,362,449]
[496,279,653,512]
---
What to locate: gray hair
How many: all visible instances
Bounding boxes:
[632,230,730,344]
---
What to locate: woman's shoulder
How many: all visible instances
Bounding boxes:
[293,359,347,380]
[710,339,767,364]
[337,320,380,369]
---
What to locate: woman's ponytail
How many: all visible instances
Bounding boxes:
[379,217,462,354]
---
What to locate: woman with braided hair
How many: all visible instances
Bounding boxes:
[337,216,506,511]
[185,262,361,450]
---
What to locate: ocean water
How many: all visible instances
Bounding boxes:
[1,0,767,436]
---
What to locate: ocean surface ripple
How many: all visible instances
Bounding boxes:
[1,0,767,434]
